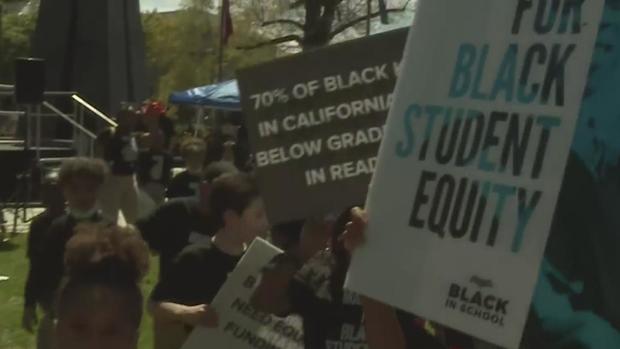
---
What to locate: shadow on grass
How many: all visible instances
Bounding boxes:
[0,240,20,252]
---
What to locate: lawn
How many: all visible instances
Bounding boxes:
[0,233,159,349]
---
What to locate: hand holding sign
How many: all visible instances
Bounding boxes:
[346,1,604,348]
[342,207,367,254]
[181,304,219,328]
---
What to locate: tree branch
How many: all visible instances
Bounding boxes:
[290,0,304,9]
[236,35,302,50]
[330,2,411,39]
[261,19,305,30]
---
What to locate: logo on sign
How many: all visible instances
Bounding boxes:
[444,275,508,327]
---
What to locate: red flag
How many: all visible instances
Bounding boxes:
[221,0,234,45]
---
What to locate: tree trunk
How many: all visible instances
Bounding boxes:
[301,0,338,50]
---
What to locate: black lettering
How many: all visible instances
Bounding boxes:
[542,44,575,106]
[535,0,561,34]
[471,291,483,307]
[487,184,516,247]
[483,295,496,310]
[512,0,533,34]
[456,111,484,167]
[500,113,533,175]
[449,284,461,298]
[459,287,470,302]
[479,111,508,172]
[532,116,561,178]
[470,182,490,243]
[496,299,509,314]
[420,106,443,160]
[519,44,546,103]
[436,109,463,165]
[244,275,257,289]
[559,0,583,34]
[409,171,437,228]
[428,174,455,238]
[449,178,478,238]
[231,298,245,312]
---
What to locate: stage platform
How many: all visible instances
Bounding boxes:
[0,139,74,201]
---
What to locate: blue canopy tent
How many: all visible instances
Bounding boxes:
[168,80,241,111]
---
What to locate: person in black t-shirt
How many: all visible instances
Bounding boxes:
[166,138,207,199]
[137,197,213,279]
[149,172,269,349]
[22,173,66,349]
[252,208,445,349]
[23,158,109,349]
[96,107,140,224]
[138,160,238,280]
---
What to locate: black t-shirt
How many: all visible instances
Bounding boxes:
[288,258,444,349]
[166,170,202,199]
[137,150,173,186]
[150,242,241,306]
[136,198,214,278]
[159,116,175,149]
[98,128,139,175]
[31,211,105,307]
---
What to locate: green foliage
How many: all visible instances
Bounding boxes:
[0,233,158,349]
[0,10,36,83]
[143,7,277,102]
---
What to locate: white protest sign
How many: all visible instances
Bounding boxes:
[346,1,603,348]
[181,238,303,349]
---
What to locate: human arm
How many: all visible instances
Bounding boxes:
[360,296,407,349]
[136,201,179,254]
[149,248,219,328]
[24,216,47,308]
[251,219,331,316]
[343,207,409,349]
[148,302,218,328]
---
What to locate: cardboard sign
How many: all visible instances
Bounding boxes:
[346,1,604,348]
[181,238,303,349]
[237,29,408,224]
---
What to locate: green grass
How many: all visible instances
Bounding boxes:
[0,233,158,349]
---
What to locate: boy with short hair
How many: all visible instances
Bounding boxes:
[24,157,109,349]
[138,161,238,280]
[149,172,269,349]
[166,138,207,199]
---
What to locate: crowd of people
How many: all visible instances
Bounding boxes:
[19,103,450,349]
[17,96,618,349]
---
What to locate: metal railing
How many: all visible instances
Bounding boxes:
[0,86,115,159]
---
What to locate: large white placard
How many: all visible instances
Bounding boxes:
[346,1,603,348]
[181,238,303,349]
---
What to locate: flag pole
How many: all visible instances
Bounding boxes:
[217,0,225,82]
[366,0,371,36]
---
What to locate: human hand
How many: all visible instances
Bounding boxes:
[341,207,367,254]
[181,304,219,328]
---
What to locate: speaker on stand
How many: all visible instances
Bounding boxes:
[0,58,46,243]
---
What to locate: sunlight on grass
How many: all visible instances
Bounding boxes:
[0,234,158,349]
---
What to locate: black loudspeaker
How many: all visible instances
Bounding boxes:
[14,57,46,105]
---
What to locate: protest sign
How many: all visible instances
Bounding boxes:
[181,238,303,349]
[237,28,407,224]
[346,1,604,348]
